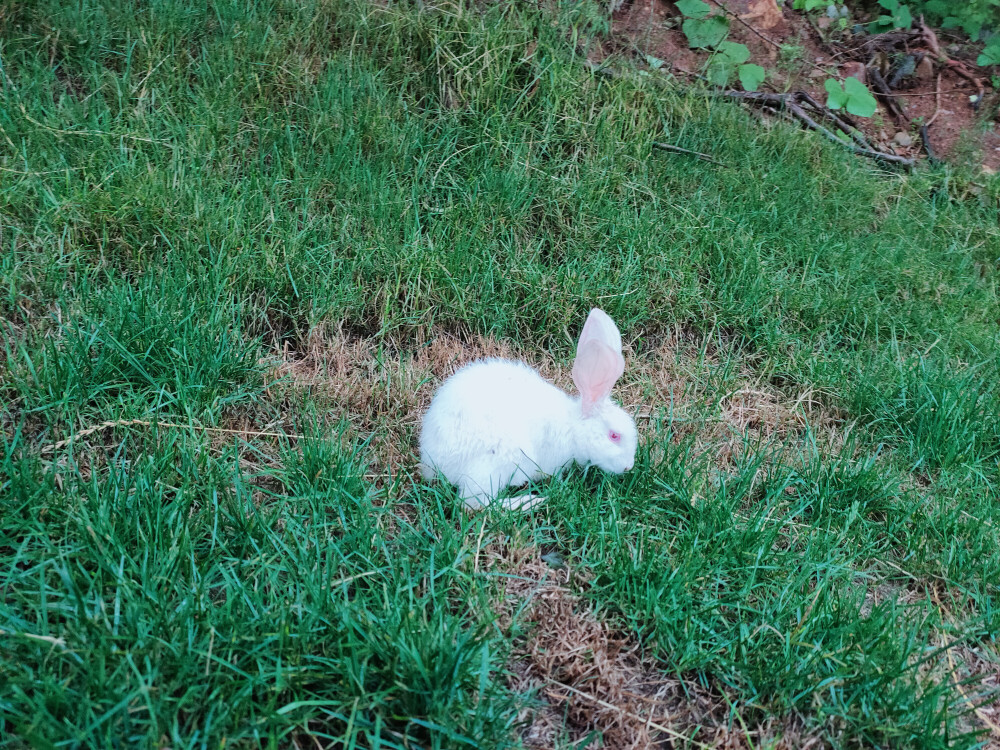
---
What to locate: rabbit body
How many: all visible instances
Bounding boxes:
[419,360,579,509]
[418,309,637,511]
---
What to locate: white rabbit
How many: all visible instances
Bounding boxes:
[418,308,638,511]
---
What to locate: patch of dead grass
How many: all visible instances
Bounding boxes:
[949,643,1000,748]
[485,541,811,749]
[265,325,530,480]
[929,585,1000,748]
[263,325,846,485]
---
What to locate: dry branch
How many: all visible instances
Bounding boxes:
[723,91,916,167]
[39,418,304,454]
[919,125,939,164]
[919,18,985,102]
[867,67,908,125]
[652,141,726,166]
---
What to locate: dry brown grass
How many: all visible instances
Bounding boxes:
[949,644,1000,748]
[265,325,525,480]
[484,540,812,749]
[263,325,846,486]
[928,585,1000,748]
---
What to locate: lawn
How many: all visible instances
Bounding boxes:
[1,0,999,747]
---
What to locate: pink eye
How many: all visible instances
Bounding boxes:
[609,431,621,443]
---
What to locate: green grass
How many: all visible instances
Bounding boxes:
[1,0,999,747]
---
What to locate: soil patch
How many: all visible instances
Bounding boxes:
[609,0,999,170]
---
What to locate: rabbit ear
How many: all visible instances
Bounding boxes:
[572,309,625,416]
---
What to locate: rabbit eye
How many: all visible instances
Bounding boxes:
[609,431,621,443]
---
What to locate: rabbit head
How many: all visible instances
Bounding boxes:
[571,308,638,475]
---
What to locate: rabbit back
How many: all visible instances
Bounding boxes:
[418,359,576,504]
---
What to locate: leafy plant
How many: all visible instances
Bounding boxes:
[793,0,832,10]
[869,0,914,31]
[825,76,879,116]
[739,63,766,91]
[919,0,1000,38]
[678,0,732,48]
[685,14,730,47]
[675,0,712,17]
[978,37,1000,65]
[707,41,746,84]
[677,0,765,90]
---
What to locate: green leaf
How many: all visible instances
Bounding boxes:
[675,0,712,19]
[826,76,878,117]
[895,5,912,28]
[843,76,878,117]
[718,41,750,64]
[682,15,730,48]
[961,17,983,37]
[825,78,849,110]
[707,59,732,86]
[869,0,911,31]
[842,76,866,94]
[645,54,666,70]
[738,63,765,91]
[705,41,751,87]
[978,41,1000,67]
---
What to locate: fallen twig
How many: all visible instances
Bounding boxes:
[652,141,726,166]
[39,419,304,454]
[919,69,943,164]
[919,124,939,164]
[919,17,944,59]
[919,18,985,103]
[927,71,943,127]
[890,88,981,97]
[867,66,908,125]
[724,91,915,167]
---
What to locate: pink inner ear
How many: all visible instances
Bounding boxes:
[578,308,622,354]
[572,309,626,415]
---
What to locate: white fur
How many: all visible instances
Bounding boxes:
[418,309,638,511]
